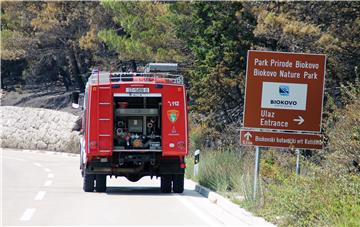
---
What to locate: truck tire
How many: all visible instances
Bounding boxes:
[160,175,172,193]
[95,175,107,192]
[173,174,184,193]
[83,173,95,192]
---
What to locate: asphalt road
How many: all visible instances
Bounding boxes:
[1,149,272,226]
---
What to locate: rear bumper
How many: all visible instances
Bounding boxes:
[85,156,185,176]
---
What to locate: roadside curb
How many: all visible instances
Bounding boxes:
[185,179,276,227]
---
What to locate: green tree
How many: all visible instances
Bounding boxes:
[1,1,115,91]
[1,2,40,60]
[251,1,360,91]
[98,1,185,70]
[172,2,256,126]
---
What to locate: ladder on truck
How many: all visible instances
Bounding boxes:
[96,68,113,154]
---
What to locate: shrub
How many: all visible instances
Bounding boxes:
[185,155,194,179]
[327,95,360,174]
[258,169,360,227]
[196,148,245,192]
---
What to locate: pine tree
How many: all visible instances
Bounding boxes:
[99,1,185,69]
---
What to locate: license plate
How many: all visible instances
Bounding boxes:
[126,87,149,93]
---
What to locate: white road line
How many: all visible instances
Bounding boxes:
[47,173,54,178]
[34,191,46,201]
[44,168,51,172]
[44,180,52,187]
[33,162,42,167]
[174,194,218,226]
[20,208,36,221]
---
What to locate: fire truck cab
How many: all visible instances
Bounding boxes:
[77,63,188,193]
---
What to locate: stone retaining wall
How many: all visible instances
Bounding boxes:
[1,106,80,153]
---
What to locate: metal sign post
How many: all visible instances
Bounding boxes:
[253,146,261,201]
[296,149,301,175]
[194,149,200,177]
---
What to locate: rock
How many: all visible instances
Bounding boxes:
[0,106,80,153]
[37,141,47,149]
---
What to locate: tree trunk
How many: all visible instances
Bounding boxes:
[221,102,233,123]
[75,50,87,75]
[236,85,243,104]
[59,68,71,91]
[0,72,4,89]
[67,47,85,92]
[131,60,137,72]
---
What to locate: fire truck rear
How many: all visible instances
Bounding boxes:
[76,63,187,193]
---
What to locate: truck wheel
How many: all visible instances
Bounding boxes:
[160,175,172,193]
[173,174,184,193]
[95,175,107,192]
[83,173,95,192]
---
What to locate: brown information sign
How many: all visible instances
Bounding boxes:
[243,50,326,132]
[240,130,323,150]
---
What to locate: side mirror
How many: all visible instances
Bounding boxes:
[72,91,80,109]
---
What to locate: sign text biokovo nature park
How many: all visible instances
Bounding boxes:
[243,50,326,132]
[241,50,326,149]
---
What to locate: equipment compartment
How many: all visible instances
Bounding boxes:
[113,96,162,151]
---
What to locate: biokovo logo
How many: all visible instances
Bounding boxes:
[261,82,308,110]
[271,85,297,106]
[279,85,289,96]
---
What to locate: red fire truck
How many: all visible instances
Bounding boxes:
[75,63,188,193]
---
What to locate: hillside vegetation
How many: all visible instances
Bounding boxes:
[1,2,359,226]
[187,89,360,226]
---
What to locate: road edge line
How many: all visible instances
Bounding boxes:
[185,179,276,227]
[173,194,218,226]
